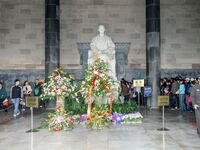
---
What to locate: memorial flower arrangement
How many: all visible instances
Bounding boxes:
[121,112,143,123]
[110,112,143,124]
[110,112,124,125]
[71,114,87,125]
[87,106,111,129]
[46,106,74,131]
[79,58,115,98]
[40,67,78,101]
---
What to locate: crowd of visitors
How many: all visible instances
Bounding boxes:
[160,77,200,112]
[0,79,42,117]
[161,76,200,135]
[120,78,144,105]
[119,76,200,112]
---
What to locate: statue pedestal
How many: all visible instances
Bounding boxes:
[77,42,130,80]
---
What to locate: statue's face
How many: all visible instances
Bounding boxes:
[98,25,105,34]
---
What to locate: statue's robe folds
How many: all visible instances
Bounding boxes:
[88,35,116,80]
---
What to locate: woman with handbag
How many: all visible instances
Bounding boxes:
[0,82,8,112]
[23,80,32,97]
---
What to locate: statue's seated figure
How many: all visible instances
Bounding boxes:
[88,25,116,80]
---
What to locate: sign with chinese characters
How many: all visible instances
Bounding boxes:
[133,79,144,87]
[144,86,152,97]
[158,96,169,106]
[26,96,39,108]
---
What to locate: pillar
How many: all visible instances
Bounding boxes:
[45,0,60,80]
[146,0,160,108]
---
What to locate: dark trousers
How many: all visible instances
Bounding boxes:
[195,109,200,135]
[170,93,177,108]
[124,95,129,103]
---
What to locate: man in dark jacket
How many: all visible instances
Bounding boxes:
[10,79,23,117]
[191,77,200,135]
[170,78,179,109]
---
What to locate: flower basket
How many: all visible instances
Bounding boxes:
[87,106,111,130]
[41,106,75,132]
[110,112,143,125]
[40,67,78,107]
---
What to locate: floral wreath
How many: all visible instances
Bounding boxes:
[40,67,78,101]
[79,58,115,118]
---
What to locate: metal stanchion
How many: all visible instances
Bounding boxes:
[31,132,34,150]
[26,107,39,133]
[157,106,169,131]
[138,91,140,111]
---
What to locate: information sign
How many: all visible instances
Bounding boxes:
[133,79,144,87]
[158,96,169,106]
[26,96,39,108]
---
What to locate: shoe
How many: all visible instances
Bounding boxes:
[171,108,175,110]
[175,107,178,109]
[13,114,17,117]
[16,112,20,116]
[22,108,25,111]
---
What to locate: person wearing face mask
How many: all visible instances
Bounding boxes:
[10,79,23,117]
[0,82,8,112]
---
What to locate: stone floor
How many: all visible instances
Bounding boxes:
[0,108,200,150]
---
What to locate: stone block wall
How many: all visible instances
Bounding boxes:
[60,0,146,69]
[0,0,45,70]
[0,0,200,80]
[160,0,200,69]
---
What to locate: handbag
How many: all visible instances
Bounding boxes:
[3,99,9,107]
[187,96,192,103]
[20,98,26,106]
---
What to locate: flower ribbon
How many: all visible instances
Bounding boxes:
[87,74,113,119]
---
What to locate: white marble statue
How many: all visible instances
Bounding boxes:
[88,25,116,80]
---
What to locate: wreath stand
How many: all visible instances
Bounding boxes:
[87,74,113,119]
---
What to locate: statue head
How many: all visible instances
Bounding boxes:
[98,25,105,35]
